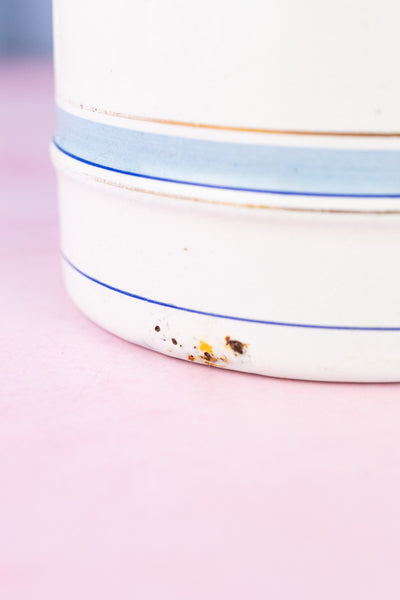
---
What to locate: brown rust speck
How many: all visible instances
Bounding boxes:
[188,355,195,361]
[201,352,218,364]
[225,336,247,354]
[171,338,178,345]
[155,325,160,332]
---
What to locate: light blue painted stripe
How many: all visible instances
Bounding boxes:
[63,254,400,331]
[55,108,400,197]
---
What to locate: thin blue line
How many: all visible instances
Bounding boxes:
[54,141,400,199]
[63,254,400,331]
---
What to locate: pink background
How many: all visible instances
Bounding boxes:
[2,60,400,599]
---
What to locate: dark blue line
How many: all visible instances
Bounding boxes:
[54,141,400,199]
[63,254,400,331]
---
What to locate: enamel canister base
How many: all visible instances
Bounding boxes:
[53,144,400,382]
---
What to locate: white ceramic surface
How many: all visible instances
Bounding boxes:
[54,0,400,132]
[52,0,400,380]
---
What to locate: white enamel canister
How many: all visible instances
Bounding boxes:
[52,0,400,381]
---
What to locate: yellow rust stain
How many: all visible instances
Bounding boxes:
[187,344,227,368]
[199,340,213,354]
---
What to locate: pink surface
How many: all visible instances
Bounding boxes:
[2,60,400,600]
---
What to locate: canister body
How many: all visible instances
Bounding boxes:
[52,0,400,380]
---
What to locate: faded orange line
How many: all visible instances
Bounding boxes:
[87,173,400,216]
[61,99,400,138]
